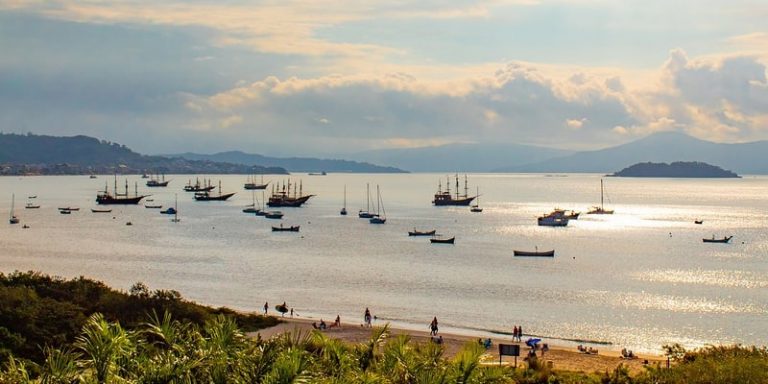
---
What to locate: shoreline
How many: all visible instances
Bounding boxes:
[250,316,665,374]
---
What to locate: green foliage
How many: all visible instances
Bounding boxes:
[0,271,279,363]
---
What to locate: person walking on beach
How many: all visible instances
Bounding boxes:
[430,317,439,336]
[263,301,268,315]
[518,325,523,342]
[364,307,372,327]
[513,326,518,342]
[290,308,294,317]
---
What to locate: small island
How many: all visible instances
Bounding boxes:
[611,161,740,178]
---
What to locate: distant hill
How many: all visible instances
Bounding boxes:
[169,151,407,173]
[611,161,740,178]
[352,143,574,172]
[0,133,287,175]
[509,132,768,175]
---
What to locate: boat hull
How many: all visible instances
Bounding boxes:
[514,250,555,257]
[703,236,732,243]
[244,183,268,190]
[433,196,476,206]
[272,225,300,232]
[409,230,436,236]
[96,195,146,205]
[267,195,313,207]
[430,237,455,244]
[194,192,236,201]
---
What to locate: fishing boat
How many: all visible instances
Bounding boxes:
[369,185,386,224]
[266,179,313,207]
[146,174,170,187]
[514,248,555,257]
[432,174,476,206]
[271,224,300,232]
[430,236,455,244]
[97,176,148,205]
[244,174,269,190]
[586,179,614,214]
[264,211,284,219]
[91,208,112,213]
[409,228,436,236]
[184,178,216,192]
[170,194,181,222]
[694,219,703,224]
[340,185,347,215]
[470,186,483,212]
[537,214,569,227]
[9,194,19,224]
[194,181,236,201]
[358,183,377,218]
[703,235,732,243]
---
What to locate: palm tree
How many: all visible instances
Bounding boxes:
[39,346,81,384]
[75,313,134,384]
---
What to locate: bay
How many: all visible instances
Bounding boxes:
[2,173,767,354]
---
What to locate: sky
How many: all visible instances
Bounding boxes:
[0,0,767,156]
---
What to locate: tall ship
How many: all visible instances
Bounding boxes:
[146,174,170,187]
[267,179,314,207]
[194,181,236,201]
[96,176,148,205]
[244,174,269,190]
[184,178,216,192]
[432,174,477,206]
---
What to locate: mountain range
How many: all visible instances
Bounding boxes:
[0,133,287,175]
[168,151,406,173]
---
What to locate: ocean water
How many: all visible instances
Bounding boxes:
[2,173,767,354]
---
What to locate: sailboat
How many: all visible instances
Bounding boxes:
[97,176,148,205]
[244,174,269,190]
[340,185,348,215]
[432,174,477,206]
[170,194,180,222]
[194,181,236,201]
[243,190,261,214]
[587,178,614,214]
[9,194,19,224]
[369,185,386,224]
[358,183,377,218]
[470,187,483,212]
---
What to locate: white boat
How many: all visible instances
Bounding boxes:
[358,183,377,218]
[9,194,19,224]
[587,179,614,214]
[171,194,180,222]
[369,185,386,224]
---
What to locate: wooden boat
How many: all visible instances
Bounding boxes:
[586,179,614,214]
[91,208,112,213]
[194,181,235,201]
[145,204,163,209]
[244,174,269,190]
[59,209,71,215]
[267,179,313,207]
[264,211,284,219]
[430,236,455,244]
[703,236,732,243]
[358,183,377,218]
[409,229,437,236]
[146,174,170,187]
[470,186,483,212]
[369,185,386,224]
[694,219,703,224]
[272,224,300,232]
[9,194,19,224]
[184,178,216,192]
[58,207,80,211]
[514,249,555,257]
[25,203,40,209]
[97,176,148,205]
[340,185,347,215]
[433,174,476,206]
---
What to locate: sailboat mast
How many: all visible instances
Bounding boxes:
[464,174,468,198]
[366,183,370,212]
[455,174,459,200]
[600,179,604,210]
[343,185,347,209]
[10,193,14,219]
[376,185,380,215]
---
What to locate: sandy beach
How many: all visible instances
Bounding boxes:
[249,316,664,374]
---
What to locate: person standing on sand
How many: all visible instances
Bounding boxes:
[513,326,518,342]
[430,317,439,336]
[518,325,523,342]
[264,302,268,315]
[290,308,294,317]
[364,308,372,327]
